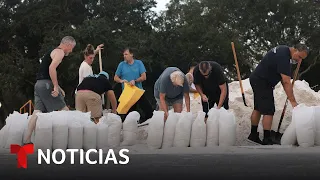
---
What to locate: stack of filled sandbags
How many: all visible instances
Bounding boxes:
[147,108,237,149]
[0,110,141,151]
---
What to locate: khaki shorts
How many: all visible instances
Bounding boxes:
[75,91,102,118]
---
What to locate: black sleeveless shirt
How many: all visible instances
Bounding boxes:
[36,48,62,80]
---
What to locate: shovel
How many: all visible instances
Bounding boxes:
[231,42,248,106]
[271,62,301,144]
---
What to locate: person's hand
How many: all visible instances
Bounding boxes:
[216,105,221,109]
[96,44,104,51]
[129,80,135,86]
[112,109,117,114]
[201,94,208,102]
[52,86,59,97]
[120,79,128,84]
[291,101,298,108]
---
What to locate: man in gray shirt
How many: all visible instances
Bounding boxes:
[154,67,190,120]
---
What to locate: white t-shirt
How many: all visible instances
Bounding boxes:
[78,61,93,85]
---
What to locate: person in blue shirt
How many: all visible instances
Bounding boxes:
[114,48,153,123]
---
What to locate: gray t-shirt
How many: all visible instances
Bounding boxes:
[154,67,189,100]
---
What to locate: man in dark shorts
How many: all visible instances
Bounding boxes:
[24,36,76,144]
[248,44,309,145]
[193,61,229,118]
[76,71,117,123]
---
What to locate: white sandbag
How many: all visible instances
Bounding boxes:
[83,120,97,151]
[5,113,28,149]
[161,112,179,148]
[314,106,320,146]
[281,116,297,146]
[0,112,21,148]
[191,112,198,124]
[218,108,236,146]
[34,113,53,151]
[107,113,122,148]
[0,125,10,148]
[206,108,220,146]
[173,112,193,147]
[121,111,139,146]
[147,111,165,149]
[295,104,316,147]
[190,111,206,147]
[51,111,69,150]
[0,126,5,147]
[67,111,87,149]
[97,116,109,149]
[5,112,29,148]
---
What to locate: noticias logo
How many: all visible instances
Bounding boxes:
[10,144,130,168]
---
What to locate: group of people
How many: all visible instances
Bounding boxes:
[23,36,309,146]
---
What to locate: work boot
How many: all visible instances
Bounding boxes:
[247,132,263,145]
[262,138,274,145]
[270,130,281,145]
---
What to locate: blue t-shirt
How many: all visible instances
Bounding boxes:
[115,60,146,89]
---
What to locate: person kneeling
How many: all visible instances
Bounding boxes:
[76,71,117,123]
[154,67,190,120]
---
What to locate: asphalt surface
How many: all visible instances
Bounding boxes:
[1,150,320,180]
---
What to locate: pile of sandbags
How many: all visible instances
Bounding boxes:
[0,110,140,151]
[281,104,320,147]
[147,107,237,149]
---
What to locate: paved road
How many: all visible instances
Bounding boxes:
[1,151,320,180]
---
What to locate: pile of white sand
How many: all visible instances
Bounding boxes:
[137,79,320,146]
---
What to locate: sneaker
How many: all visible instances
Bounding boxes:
[247,132,263,145]
[262,138,274,145]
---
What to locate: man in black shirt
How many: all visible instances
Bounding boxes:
[248,44,309,145]
[76,71,117,123]
[24,36,76,145]
[193,61,229,118]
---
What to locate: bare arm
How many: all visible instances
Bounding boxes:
[49,49,64,87]
[106,90,118,113]
[217,83,227,109]
[159,93,168,114]
[114,75,127,83]
[281,74,298,107]
[185,74,195,92]
[184,92,190,112]
[94,44,104,55]
[135,72,146,82]
[195,84,209,102]
[195,84,204,96]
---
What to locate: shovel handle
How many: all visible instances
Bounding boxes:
[231,42,247,106]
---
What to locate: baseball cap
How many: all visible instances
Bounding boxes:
[99,71,109,79]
